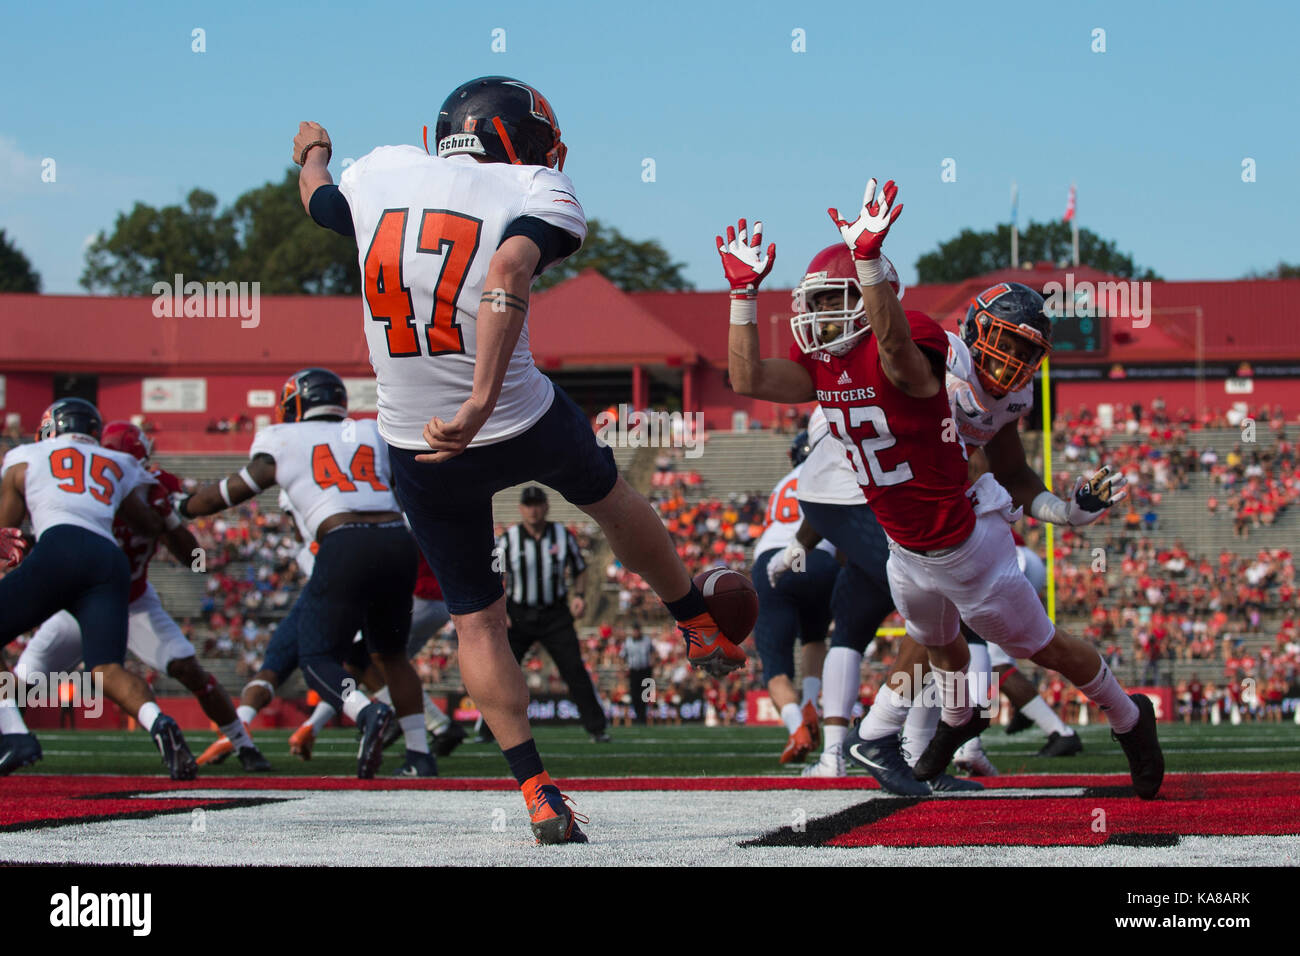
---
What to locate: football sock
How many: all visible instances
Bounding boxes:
[901,695,941,766]
[1022,695,1073,737]
[801,677,821,709]
[823,723,848,756]
[822,647,862,722]
[1078,659,1139,733]
[374,686,392,705]
[399,714,429,754]
[236,704,258,726]
[931,664,973,728]
[664,585,709,623]
[424,693,451,733]
[137,702,161,734]
[859,686,909,740]
[342,690,372,724]
[0,698,29,734]
[967,643,993,711]
[780,702,803,735]
[503,738,546,787]
[306,701,336,733]
[219,720,253,750]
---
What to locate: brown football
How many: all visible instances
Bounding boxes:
[693,567,758,642]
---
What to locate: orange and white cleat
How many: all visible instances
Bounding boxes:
[801,700,821,750]
[288,723,316,760]
[523,772,589,845]
[678,612,746,677]
[195,734,233,766]
[780,724,814,765]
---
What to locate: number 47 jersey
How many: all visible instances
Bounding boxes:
[340,146,588,452]
[250,419,397,542]
[788,310,976,553]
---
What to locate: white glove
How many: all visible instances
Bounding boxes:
[767,541,804,587]
[948,377,987,420]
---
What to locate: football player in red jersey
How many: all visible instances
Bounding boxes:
[14,422,271,772]
[720,177,1164,799]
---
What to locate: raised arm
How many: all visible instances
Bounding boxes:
[828,178,938,398]
[293,122,335,215]
[717,219,816,404]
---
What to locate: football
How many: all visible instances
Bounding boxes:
[693,566,759,642]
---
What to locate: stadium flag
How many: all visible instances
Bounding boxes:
[1062,183,1076,221]
[1064,183,1080,266]
[1010,181,1020,268]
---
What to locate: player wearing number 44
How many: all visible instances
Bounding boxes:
[177,368,433,780]
[719,177,1164,800]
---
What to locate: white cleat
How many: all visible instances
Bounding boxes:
[802,754,847,778]
[953,738,999,777]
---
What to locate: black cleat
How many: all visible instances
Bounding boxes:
[1113,694,1164,800]
[152,715,198,780]
[432,722,467,757]
[356,701,394,779]
[393,749,438,777]
[590,731,612,743]
[0,733,42,776]
[381,715,404,751]
[844,733,932,797]
[237,745,273,772]
[1004,709,1034,735]
[913,714,989,782]
[929,773,985,792]
[1037,731,1084,757]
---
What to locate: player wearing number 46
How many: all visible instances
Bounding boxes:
[292,77,736,844]
[177,368,433,779]
[0,399,198,780]
[719,177,1164,800]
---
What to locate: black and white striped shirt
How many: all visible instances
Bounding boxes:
[498,522,586,608]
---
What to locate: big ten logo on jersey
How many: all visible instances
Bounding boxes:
[49,446,123,503]
[311,443,387,493]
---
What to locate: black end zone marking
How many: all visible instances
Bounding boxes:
[1082,785,1140,799]
[0,796,295,833]
[1105,833,1180,848]
[740,797,924,848]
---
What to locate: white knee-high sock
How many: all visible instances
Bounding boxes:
[801,676,821,708]
[0,698,29,734]
[967,643,993,711]
[780,702,803,734]
[1022,695,1072,736]
[1077,659,1139,733]
[930,664,973,727]
[859,686,909,740]
[822,647,862,722]
[305,701,337,733]
[901,691,941,766]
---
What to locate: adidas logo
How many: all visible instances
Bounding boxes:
[837,370,852,385]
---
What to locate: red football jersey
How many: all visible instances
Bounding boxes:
[114,467,181,602]
[790,310,975,550]
[414,551,443,601]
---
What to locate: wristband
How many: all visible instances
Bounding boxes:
[729,297,758,325]
[218,478,235,508]
[1030,490,1070,525]
[854,258,887,286]
[297,140,332,166]
[238,466,263,494]
[178,495,195,520]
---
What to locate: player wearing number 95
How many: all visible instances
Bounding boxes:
[720,177,1163,800]
[291,76,735,843]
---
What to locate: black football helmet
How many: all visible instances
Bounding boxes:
[39,397,103,442]
[431,76,567,170]
[960,282,1052,397]
[277,368,348,423]
[789,430,813,467]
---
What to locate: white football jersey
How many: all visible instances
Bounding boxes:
[945,332,1034,448]
[795,407,863,506]
[753,465,838,558]
[339,147,588,450]
[2,437,153,542]
[250,419,398,541]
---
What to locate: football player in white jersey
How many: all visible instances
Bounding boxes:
[293,76,739,843]
[178,369,431,778]
[752,431,837,764]
[0,399,199,779]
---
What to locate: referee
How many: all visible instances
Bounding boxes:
[489,486,610,743]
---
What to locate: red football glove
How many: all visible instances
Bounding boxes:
[715,218,776,299]
[828,177,903,261]
[0,527,28,570]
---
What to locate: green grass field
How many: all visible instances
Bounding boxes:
[21,720,1300,778]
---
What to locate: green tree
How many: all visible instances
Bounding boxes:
[1243,261,1300,279]
[915,220,1160,284]
[535,219,692,292]
[0,230,41,292]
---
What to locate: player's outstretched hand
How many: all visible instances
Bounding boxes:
[828,177,903,261]
[417,400,492,464]
[0,527,28,570]
[1068,465,1129,525]
[293,121,333,167]
[715,219,775,298]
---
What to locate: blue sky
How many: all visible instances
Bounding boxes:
[2,0,1296,294]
